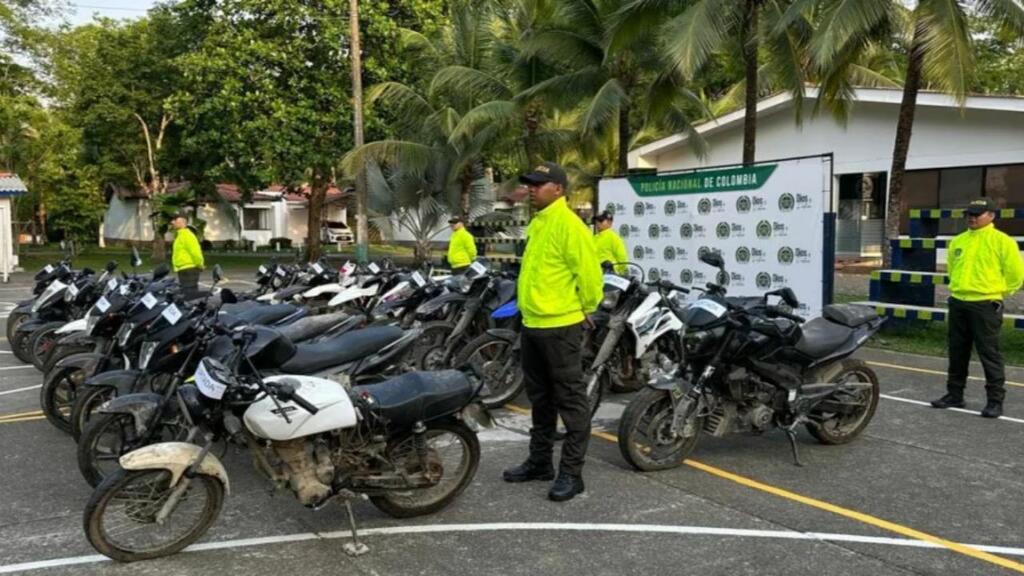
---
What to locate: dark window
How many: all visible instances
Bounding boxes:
[899,170,939,234]
[938,167,982,235]
[986,164,1024,235]
[243,208,270,231]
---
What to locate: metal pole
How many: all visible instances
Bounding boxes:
[349,0,368,264]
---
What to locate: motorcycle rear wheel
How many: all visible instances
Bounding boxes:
[84,468,224,562]
[806,359,880,445]
[451,333,524,408]
[71,385,117,441]
[79,411,188,487]
[40,364,84,433]
[5,310,28,343]
[10,325,35,363]
[413,321,456,371]
[618,387,700,471]
[370,420,480,518]
[29,323,63,371]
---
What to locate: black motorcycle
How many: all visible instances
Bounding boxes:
[618,252,884,471]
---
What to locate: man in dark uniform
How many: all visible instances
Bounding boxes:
[931,198,1023,418]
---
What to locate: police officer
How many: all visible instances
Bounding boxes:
[502,161,603,502]
[931,198,1023,418]
[170,213,204,298]
[446,216,477,274]
[593,211,628,274]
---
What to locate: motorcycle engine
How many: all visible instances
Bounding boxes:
[272,439,334,507]
[702,368,776,436]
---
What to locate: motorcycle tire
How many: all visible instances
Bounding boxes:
[29,322,64,371]
[369,419,480,519]
[84,468,224,562]
[617,387,700,472]
[10,325,35,364]
[78,411,188,487]
[44,343,94,375]
[70,385,118,442]
[806,359,880,445]
[40,364,85,433]
[413,321,456,371]
[5,310,29,347]
[451,332,524,408]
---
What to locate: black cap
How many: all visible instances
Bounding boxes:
[519,161,568,188]
[966,197,998,215]
[592,211,613,224]
[448,216,463,224]
[174,211,190,220]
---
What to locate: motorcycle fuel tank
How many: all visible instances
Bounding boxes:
[244,375,358,441]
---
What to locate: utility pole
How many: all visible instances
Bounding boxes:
[350,0,368,264]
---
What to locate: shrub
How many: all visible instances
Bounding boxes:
[270,237,292,250]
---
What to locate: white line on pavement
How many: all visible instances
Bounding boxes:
[2,522,1023,574]
[0,365,33,371]
[0,384,41,396]
[881,394,1024,424]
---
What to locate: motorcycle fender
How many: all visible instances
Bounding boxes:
[99,392,165,437]
[15,300,34,310]
[54,352,105,376]
[16,319,49,335]
[120,442,230,494]
[461,402,494,431]
[84,369,142,396]
[57,331,96,347]
[56,318,87,335]
[483,328,519,346]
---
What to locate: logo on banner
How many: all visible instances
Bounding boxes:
[680,269,693,285]
[756,220,773,239]
[735,246,751,264]
[605,203,618,216]
[750,247,766,262]
[752,196,768,211]
[633,246,645,260]
[730,222,745,237]
[697,198,712,215]
[772,273,789,286]
[795,193,814,209]
[649,269,661,282]
[729,272,745,287]
[680,223,693,239]
[664,200,676,216]
[779,193,796,212]
[736,195,751,213]
[716,270,730,286]
[778,246,795,265]
[619,224,630,238]
[756,272,772,289]
[633,202,645,217]
[648,224,660,239]
[716,222,730,239]
[664,246,677,261]
[697,246,721,260]
[772,221,789,237]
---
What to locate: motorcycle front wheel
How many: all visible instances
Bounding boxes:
[617,387,700,471]
[70,385,117,441]
[29,323,63,371]
[414,321,456,371]
[78,411,188,487]
[451,333,524,408]
[5,309,28,343]
[806,358,880,445]
[84,468,224,562]
[370,420,480,518]
[40,364,85,433]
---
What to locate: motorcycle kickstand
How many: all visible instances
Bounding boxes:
[782,425,803,467]
[338,496,369,556]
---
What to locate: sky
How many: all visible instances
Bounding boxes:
[64,1,158,27]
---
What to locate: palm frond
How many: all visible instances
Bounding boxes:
[365,82,436,135]
[606,0,689,56]
[580,78,626,137]
[975,0,1024,35]
[429,65,514,111]
[809,0,897,69]
[340,140,435,180]
[448,100,521,148]
[514,66,605,110]
[660,0,743,79]
[916,0,973,104]
[520,29,604,69]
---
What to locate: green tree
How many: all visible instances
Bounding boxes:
[804,0,1024,267]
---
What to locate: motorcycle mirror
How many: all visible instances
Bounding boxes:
[153,263,171,280]
[219,287,237,304]
[82,267,95,275]
[130,246,143,268]
[105,260,118,272]
[699,252,725,269]
[212,264,223,285]
[779,287,800,308]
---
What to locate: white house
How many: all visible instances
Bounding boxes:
[0,173,27,281]
[103,183,350,248]
[628,87,1024,258]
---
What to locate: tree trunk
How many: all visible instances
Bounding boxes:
[461,168,473,221]
[741,0,759,166]
[350,0,368,263]
[883,25,924,269]
[306,173,328,262]
[617,101,631,174]
[523,103,541,167]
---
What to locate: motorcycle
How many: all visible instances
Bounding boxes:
[82,324,491,563]
[617,252,884,471]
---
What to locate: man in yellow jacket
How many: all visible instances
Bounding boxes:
[171,213,205,297]
[592,211,628,274]
[446,216,477,273]
[932,198,1023,418]
[502,161,602,502]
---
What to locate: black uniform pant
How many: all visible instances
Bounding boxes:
[947,297,1005,403]
[521,323,590,477]
[178,268,201,299]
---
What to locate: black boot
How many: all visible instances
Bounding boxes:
[548,472,585,502]
[503,461,555,483]
[981,401,1003,419]
[930,393,965,409]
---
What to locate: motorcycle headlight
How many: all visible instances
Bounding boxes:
[139,340,158,369]
[600,290,621,311]
[635,312,659,336]
[118,323,135,347]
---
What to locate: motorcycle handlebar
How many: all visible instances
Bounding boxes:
[269,382,319,415]
[766,306,805,324]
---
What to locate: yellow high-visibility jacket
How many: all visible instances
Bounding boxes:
[948,223,1023,301]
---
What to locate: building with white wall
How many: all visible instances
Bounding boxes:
[0,173,27,281]
[628,87,1024,258]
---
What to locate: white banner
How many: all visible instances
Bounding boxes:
[598,157,832,317]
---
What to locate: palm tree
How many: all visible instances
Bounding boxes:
[803,0,1024,267]
[647,0,808,165]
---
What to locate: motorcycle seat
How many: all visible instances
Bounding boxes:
[277,311,351,343]
[281,325,405,374]
[794,317,854,359]
[353,370,474,429]
[229,303,300,326]
[823,304,878,328]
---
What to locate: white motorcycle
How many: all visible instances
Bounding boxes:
[83,328,490,563]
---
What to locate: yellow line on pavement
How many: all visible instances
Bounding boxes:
[504,404,1024,573]
[0,410,43,421]
[866,361,1024,389]
[0,415,45,424]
